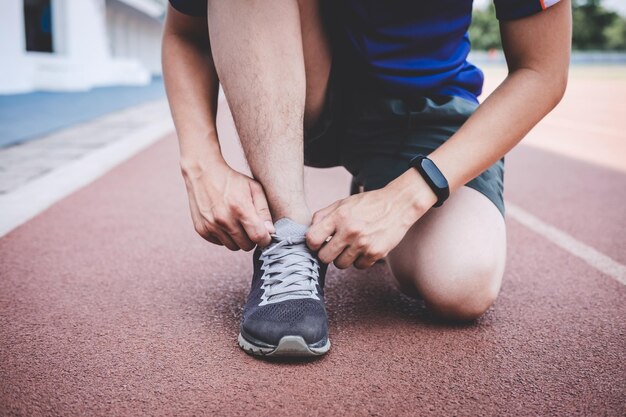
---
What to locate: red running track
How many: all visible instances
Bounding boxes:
[1,80,625,415]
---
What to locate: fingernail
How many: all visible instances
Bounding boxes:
[264,220,275,232]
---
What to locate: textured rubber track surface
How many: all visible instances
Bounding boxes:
[1,88,625,415]
[1,135,624,416]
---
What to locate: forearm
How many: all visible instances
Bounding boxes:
[429,67,567,192]
[162,17,224,173]
[387,67,567,216]
[390,1,571,213]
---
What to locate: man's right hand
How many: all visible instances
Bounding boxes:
[181,160,275,251]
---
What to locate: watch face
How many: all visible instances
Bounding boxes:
[421,158,448,189]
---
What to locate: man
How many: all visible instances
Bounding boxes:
[162,0,570,357]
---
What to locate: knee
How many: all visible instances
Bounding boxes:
[419,255,503,321]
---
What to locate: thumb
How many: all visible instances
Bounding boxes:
[312,200,340,225]
[250,181,275,233]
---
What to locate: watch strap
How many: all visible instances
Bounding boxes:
[408,155,450,207]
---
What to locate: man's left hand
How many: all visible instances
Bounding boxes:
[306,171,438,269]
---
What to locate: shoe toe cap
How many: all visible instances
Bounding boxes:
[242,299,328,346]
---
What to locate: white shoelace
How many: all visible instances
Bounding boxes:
[259,234,320,305]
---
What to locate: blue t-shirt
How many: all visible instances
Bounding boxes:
[169,0,559,102]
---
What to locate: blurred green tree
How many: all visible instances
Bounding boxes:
[603,10,626,50]
[572,0,617,49]
[469,0,626,51]
[469,4,501,51]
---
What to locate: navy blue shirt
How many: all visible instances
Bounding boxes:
[169,0,559,102]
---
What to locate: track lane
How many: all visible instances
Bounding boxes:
[506,145,626,265]
[1,133,624,416]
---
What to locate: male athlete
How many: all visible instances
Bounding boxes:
[162,0,570,357]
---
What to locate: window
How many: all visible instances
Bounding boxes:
[24,0,54,53]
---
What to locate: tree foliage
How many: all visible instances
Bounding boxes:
[469,4,502,50]
[469,0,626,51]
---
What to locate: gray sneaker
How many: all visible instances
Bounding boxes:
[238,218,330,357]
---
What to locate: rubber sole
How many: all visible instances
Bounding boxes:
[238,333,331,358]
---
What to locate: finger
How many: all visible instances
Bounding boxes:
[334,245,361,270]
[197,228,223,246]
[311,201,340,225]
[306,215,337,251]
[354,254,377,270]
[250,182,275,234]
[239,201,272,247]
[212,227,241,251]
[192,219,223,246]
[317,232,348,265]
[220,221,256,251]
[203,233,223,246]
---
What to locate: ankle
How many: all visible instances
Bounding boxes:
[288,213,312,226]
[272,208,311,226]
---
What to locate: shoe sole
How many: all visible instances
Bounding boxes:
[238,333,331,358]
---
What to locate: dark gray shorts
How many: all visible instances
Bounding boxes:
[304,77,505,216]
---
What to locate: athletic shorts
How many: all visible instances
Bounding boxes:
[303,68,505,217]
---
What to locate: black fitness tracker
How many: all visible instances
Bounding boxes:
[408,154,449,207]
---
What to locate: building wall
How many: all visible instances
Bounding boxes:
[0,1,35,93]
[0,0,164,94]
[106,0,164,75]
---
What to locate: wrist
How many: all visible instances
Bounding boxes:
[388,169,439,219]
[179,137,227,178]
[180,154,228,179]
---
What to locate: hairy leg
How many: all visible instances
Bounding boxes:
[387,187,507,321]
[207,0,330,225]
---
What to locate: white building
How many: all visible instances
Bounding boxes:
[0,0,166,94]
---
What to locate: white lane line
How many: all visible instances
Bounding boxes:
[507,202,626,286]
[0,119,174,238]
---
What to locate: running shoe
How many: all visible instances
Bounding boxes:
[238,218,330,357]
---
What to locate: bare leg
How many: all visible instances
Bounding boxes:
[300,0,332,130]
[387,187,507,321]
[207,0,330,225]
